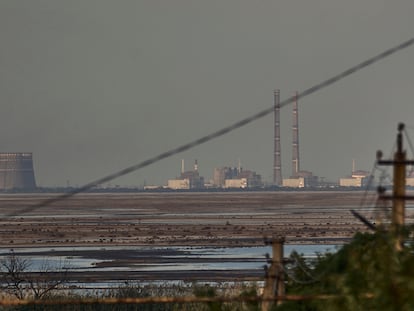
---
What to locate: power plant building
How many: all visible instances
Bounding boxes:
[167,178,191,190]
[236,169,262,188]
[283,171,318,188]
[213,167,239,187]
[339,171,371,187]
[0,152,37,190]
[214,166,262,189]
[167,160,204,190]
[339,161,371,187]
[339,178,370,188]
[225,178,248,189]
[282,177,305,188]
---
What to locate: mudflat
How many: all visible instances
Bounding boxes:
[0,191,381,248]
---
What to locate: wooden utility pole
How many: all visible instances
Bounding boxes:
[262,237,285,311]
[393,126,406,250]
[377,123,414,250]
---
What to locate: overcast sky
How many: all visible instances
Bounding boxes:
[1,1,414,187]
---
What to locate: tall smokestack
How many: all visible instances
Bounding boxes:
[292,92,300,177]
[181,159,185,174]
[273,90,282,185]
[194,159,198,172]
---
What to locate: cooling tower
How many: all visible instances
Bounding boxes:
[0,153,37,190]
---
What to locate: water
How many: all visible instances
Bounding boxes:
[0,244,338,272]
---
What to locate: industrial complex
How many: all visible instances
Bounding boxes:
[166,159,262,190]
[160,87,374,190]
[1,90,413,191]
[161,89,413,190]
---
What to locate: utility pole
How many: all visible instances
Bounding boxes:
[377,123,414,250]
[262,237,285,311]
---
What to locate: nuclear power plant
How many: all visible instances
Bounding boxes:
[0,152,37,190]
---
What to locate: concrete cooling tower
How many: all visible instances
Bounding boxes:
[0,153,37,190]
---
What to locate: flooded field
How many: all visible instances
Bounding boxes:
[0,244,336,284]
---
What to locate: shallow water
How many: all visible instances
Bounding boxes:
[0,244,338,272]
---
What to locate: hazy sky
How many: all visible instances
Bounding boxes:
[1,1,414,187]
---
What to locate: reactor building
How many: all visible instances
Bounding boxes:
[213,164,262,189]
[339,160,372,187]
[167,159,205,190]
[0,152,37,190]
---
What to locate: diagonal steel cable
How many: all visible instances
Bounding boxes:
[9,36,414,217]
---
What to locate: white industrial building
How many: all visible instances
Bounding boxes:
[283,177,305,188]
[224,178,248,189]
[339,169,371,188]
[167,178,190,190]
[166,160,204,190]
[282,170,318,188]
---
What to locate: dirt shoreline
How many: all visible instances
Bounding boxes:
[0,191,377,249]
[0,191,387,282]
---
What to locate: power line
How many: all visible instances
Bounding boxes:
[9,36,414,217]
